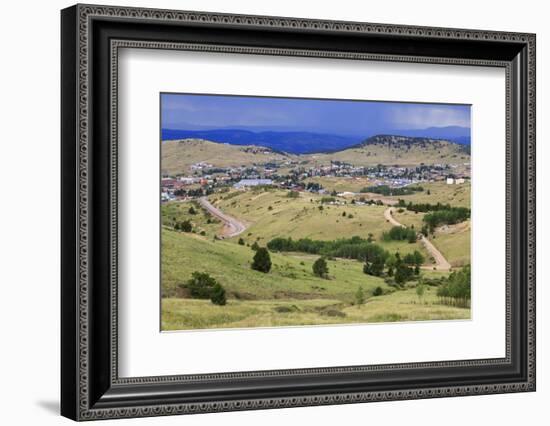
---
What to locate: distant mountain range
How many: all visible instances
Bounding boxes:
[162,126,470,154]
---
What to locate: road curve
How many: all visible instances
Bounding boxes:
[198,197,247,238]
[384,207,451,271]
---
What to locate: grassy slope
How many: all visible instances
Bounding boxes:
[211,189,429,259]
[162,288,470,330]
[162,228,390,301]
[386,181,471,208]
[162,139,292,175]
[161,201,222,239]
[432,221,471,267]
[304,140,469,167]
[392,181,471,267]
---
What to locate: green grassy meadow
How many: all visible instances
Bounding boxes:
[161,225,470,330]
[161,157,471,330]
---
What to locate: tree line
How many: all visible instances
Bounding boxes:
[381,226,417,243]
[395,200,471,233]
[361,185,424,196]
[267,236,424,285]
[436,264,471,307]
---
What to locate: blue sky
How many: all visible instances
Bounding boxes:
[161,93,470,136]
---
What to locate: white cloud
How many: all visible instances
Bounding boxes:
[390,105,470,129]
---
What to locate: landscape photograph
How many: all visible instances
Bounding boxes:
[160,93,472,331]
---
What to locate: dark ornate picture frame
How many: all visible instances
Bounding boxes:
[61,4,536,421]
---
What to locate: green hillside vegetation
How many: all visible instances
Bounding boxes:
[392,208,471,267]
[161,229,470,330]
[162,286,470,330]
[162,228,389,301]
[211,189,430,260]
[161,201,222,238]
[160,136,472,330]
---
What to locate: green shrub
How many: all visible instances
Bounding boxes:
[355,286,365,307]
[210,282,227,306]
[182,272,219,299]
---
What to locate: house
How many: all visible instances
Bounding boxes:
[446,177,455,185]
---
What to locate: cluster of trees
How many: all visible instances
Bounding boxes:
[174,187,213,197]
[437,264,471,307]
[268,236,424,285]
[361,185,424,196]
[395,200,471,233]
[374,251,424,283]
[306,182,323,192]
[267,236,387,264]
[423,207,471,233]
[396,200,454,213]
[381,226,417,243]
[350,198,383,206]
[174,220,192,232]
[180,272,226,305]
[287,190,300,198]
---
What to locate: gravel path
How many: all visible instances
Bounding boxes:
[384,207,451,271]
[198,197,247,238]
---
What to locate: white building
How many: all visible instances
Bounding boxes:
[233,179,273,189]
[446,177,455,185]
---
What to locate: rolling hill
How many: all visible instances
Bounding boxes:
[305,135,469,167]
[162,134,470,175]
[161,138,293,175]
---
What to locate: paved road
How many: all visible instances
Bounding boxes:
[198,197,247,238]
[384,207,451,271]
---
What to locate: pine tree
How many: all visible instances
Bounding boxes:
[312,257,329,278]
[210,282,227,306]
[252,248,272,273]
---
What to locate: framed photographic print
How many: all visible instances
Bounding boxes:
[61,4,536,421]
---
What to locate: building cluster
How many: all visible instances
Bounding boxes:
[161,157,470,202]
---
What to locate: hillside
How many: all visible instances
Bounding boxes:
[210,189,431,259]
[162,135,470,175]
[161,229,469,330]
[161,138,292,175]
[306,135,469,167]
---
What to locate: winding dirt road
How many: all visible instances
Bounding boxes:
[198,197,247,238]
[384,207,451,271]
